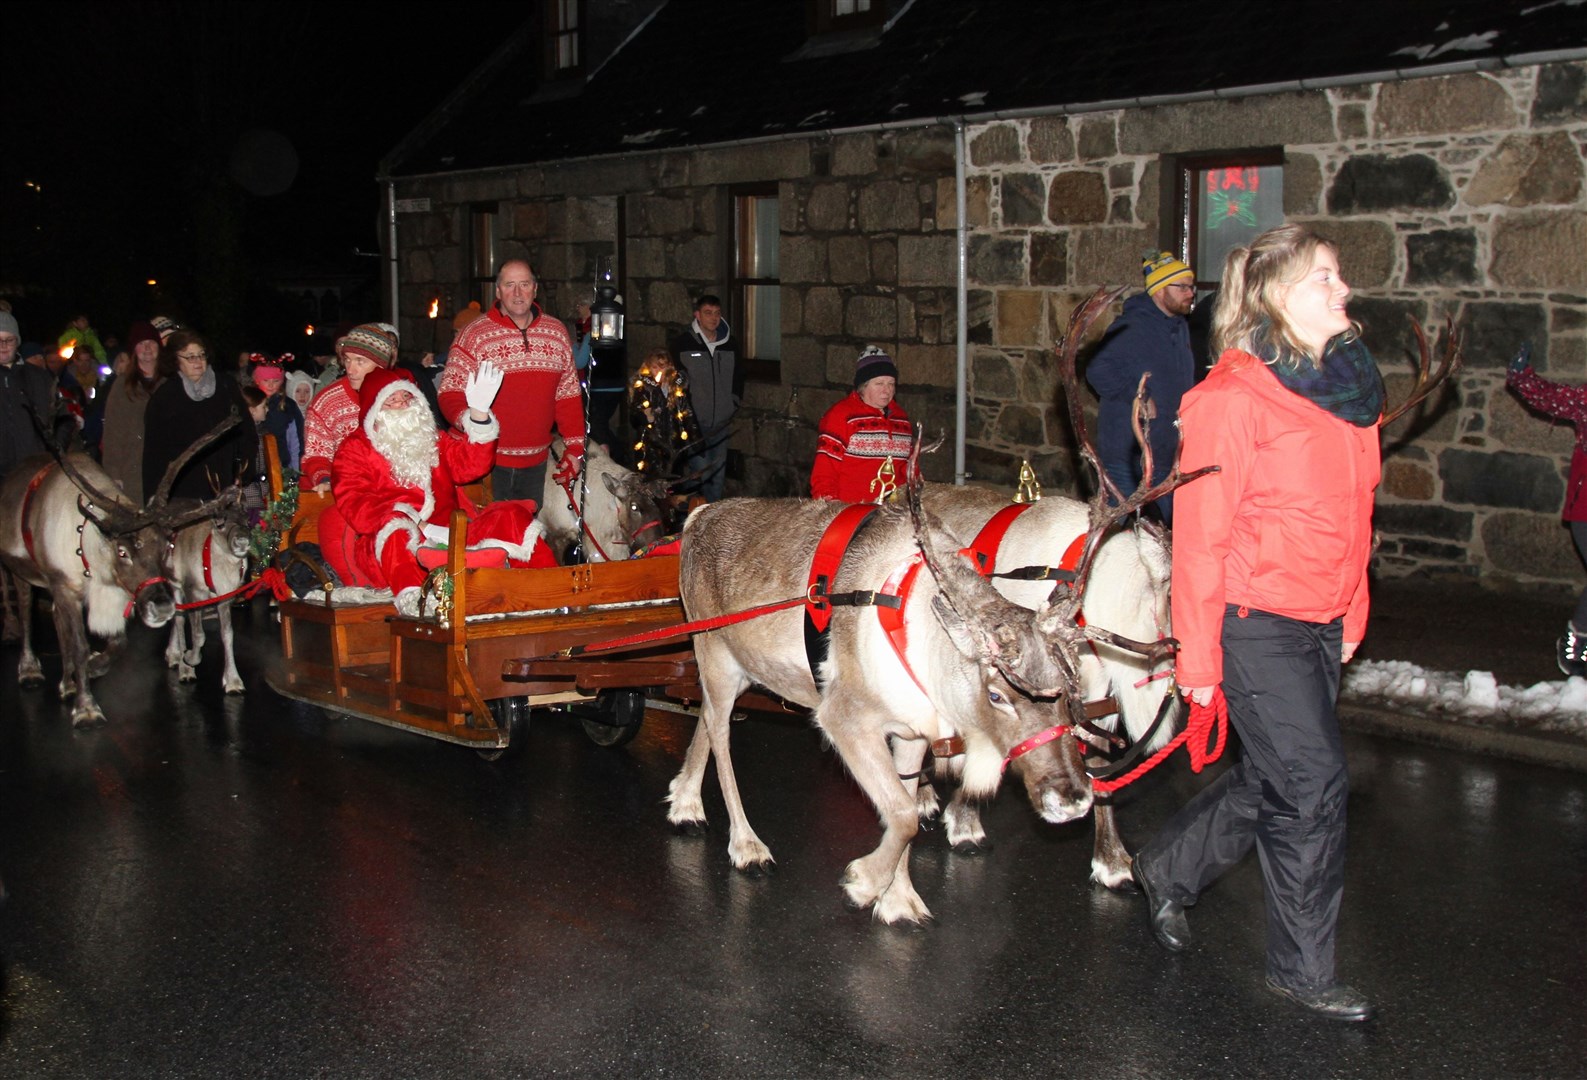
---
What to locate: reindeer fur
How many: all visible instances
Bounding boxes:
[541,440,667,561]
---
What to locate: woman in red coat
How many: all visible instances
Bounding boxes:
[810,346,913,503]
[1133,224,1383,1023]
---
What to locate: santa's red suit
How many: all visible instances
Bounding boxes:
[320,368,554,599]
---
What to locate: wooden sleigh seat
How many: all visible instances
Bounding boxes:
[261,439,694,751]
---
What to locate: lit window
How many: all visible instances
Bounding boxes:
[811,0,883,33]
[733,186,781,364]
[545,0,584,78]
[1175,151,1284,289]
[469,204,500,310]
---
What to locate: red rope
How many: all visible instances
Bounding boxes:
[1090,688,1228,795]
[171,567,293,612]
[524,594,807,661]
[556,475,614,563]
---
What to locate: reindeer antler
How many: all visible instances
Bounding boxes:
[146,413,244,514]
[1382,316,1461,428]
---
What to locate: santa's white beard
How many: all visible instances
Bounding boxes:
[372,405,440,486]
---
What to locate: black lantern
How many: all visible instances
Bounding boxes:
[590,264,624,346]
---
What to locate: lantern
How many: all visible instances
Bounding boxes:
[589,264,624,347]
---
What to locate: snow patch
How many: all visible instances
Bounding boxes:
[959,91,988,107]
[1392,31,1500,61]
[1344,659,1587,736]
[621,129,675,146]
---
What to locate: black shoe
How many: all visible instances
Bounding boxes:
[1131,858,1190,952]
[1265,979,1376,1022]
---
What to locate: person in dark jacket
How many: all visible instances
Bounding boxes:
[250,362,304,473]
[0,314,60,483]
[1085,251,1197,523]
[142,330,257,503]
[669,294,741,502]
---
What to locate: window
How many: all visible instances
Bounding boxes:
[810,0,884,34]
[732,185,781,368]
[1173,150,1284,290]
[468,203,500,310]
[543,0,585,80]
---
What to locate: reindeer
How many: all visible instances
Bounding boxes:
[164,490,253,693]
[924,484,1177,887]
[542,439,668,561]
[0,418,240,726]
[670,473,1118,926]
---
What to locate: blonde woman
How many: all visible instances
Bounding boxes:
[1133,223,1382,1023]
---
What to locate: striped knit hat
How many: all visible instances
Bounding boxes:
[1143,251,1193,295]
[338,323,396,368]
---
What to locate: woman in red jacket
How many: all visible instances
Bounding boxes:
[1132,224,1382,1023]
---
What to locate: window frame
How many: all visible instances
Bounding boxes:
[467,202,501,311]
[1172,148,1285,291]
[542,0,586,81]
[730,182,782,381]
[809,0,884,35]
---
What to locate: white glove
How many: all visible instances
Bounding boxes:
[464,361,504,414]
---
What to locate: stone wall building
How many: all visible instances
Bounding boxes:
[385,2,1586,586]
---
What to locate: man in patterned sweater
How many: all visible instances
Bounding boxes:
[810,346,914,503]
[439,259,585,503]
[299,324,396,492]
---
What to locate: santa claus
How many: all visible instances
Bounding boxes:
[320,362,555,615]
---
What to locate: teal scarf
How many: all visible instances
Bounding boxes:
[1255,323,1385,427]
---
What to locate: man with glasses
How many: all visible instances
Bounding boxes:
[1085,251,1199,525]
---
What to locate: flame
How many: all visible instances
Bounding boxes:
[305,324,315,336]
[428,298,439,319]
[60,344,75,360]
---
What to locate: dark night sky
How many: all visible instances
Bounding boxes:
[2,1,526,349]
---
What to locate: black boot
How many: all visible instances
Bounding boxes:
[1558,622,1587,678]
[1132,857,1191,952]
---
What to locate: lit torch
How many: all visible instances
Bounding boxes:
[428,297,440,352]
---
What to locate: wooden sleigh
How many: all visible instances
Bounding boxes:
[259,441,711,758]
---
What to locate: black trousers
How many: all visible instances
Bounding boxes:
[1137,606,1350,992]
[492,461,546,506]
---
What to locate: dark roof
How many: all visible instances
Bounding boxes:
[387,0,1587,177]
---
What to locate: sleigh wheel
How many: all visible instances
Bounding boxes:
[580,689,644,748]
[478,696,531,762]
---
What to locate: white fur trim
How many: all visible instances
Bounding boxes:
[464,411,501,443]
[471,517,546,565]
[392,483,435,527]
[374,517,422,558]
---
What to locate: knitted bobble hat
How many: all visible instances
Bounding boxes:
[854,345,898,388]
[1143,250,1193,295]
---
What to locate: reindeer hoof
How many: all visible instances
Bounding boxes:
[951,838,994,856]
[670,819,709,837]
[224,682,246,696]
[70,706,107,728]
[734,859,776,879]
[178,668,198,684]
[19,669,44,688]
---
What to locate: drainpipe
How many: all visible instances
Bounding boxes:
[954,120,968,486]
[385,180,399,326]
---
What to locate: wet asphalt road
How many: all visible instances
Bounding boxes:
[0,603,1584,1079]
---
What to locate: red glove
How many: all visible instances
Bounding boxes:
[553,449,583,485]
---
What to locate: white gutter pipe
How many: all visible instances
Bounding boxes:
[954,120,968,485]
[385,181,399,327]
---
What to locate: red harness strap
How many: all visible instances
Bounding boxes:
[873,552,929,697]
[965,502,1034,574]
[805,504,881,633]
[19,462,55,564]
[201,533,217,593]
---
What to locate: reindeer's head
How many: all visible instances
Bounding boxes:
[58,415,245,629]
[75,495,180,629]
[911,483,1094,824]
[601,471,668,553]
